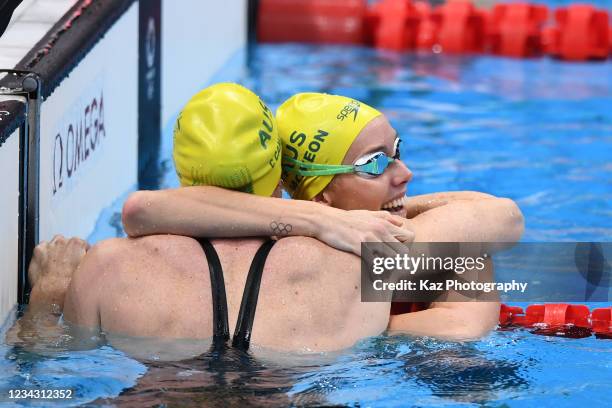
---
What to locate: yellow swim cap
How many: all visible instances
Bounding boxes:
[173,83,282,196]
[277,93,382,200]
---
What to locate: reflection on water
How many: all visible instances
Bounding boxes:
[288,335,532,407]
[99,348,298,407]
[4,319,610,407]
[401,339,529,403]
[2,302,610,406]
[97,334,531,407]
[2,316,536,407]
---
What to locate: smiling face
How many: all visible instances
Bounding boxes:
[315,115,413,217]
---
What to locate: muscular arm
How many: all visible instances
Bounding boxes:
[123,187,320,238]
[388,301,501,340]
[404,194,524,245]
[404,191,497,218]
[389,194,523,340]
[122,187,412,256]
[63,272,101,331]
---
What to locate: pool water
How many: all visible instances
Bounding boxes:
[3,4,612,406]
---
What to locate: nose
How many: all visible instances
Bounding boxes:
[391,159,413,186]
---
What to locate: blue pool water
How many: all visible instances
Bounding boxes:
[3,7,612,407]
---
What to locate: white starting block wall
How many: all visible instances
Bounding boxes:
[38,4,139,242]
[0,129,20,333]
[0,0,247,329]
[161,0,247,125]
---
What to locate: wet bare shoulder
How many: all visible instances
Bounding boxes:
[269,236,359,277]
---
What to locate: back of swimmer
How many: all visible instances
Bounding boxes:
[173,83,391,351]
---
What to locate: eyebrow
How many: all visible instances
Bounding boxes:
[363,134,400,155]
[363,144,387,154]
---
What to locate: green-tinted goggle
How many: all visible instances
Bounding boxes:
[283,138,401,178]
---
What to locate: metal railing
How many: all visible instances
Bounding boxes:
[0,69,41,304]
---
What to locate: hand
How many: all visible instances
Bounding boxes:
[28,235,89,310]
[315,208,415,256]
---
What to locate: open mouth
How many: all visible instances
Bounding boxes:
[381,196,407,213]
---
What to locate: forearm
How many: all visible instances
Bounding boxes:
[389,193,512,340]
[122,187,322,238]
[5,311,63,346]
[404,198,524,246]
[404,191,496,218]
[7,303,99,352]
[5,287,65,347]
[388,301,500,340]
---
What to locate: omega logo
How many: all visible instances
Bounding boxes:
[52,91,106,195]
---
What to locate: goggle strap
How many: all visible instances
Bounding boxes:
[282,154,395,177]
[283,156,354,170]
[282,166,355,176]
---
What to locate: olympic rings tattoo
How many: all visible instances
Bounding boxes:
[270,221,293,236]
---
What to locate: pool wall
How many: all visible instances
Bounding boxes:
[38,3,139,248]
[0,0,247,331]
[0,129,20,332]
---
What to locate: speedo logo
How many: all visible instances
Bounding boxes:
[337,100,360,122]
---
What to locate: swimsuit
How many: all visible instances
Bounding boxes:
[196,238,276,351]
[232,239,276,350]
[197,238,230,345]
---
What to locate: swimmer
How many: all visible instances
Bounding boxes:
[122,89,524,339]
[9,84,412,358]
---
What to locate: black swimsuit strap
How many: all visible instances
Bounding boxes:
[232,239,276,350]
[197,238,230,344]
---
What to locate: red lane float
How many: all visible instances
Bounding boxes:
[527,304,590,327]
[257,0,367,44]
[526,304,592,338]
[500,303,590,327]
[370,0,420,51]
[541,25,557,56]
[363,4,380,46]
[414,1,437,50]
[258,0,611,62]
[499,304,524,326]
[591,307,612,339]
[429,0,488,53]
[546,4,611,61]
[489,3,549,57]
[499,303,611,339]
